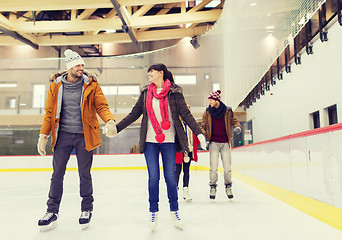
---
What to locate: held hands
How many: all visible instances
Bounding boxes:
[197,134,207,150]
[102,119,117,138]
[37,134,48,156]
[233,126,242,134]
[184,152,190,163]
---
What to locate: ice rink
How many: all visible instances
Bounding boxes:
[1,154,342,240]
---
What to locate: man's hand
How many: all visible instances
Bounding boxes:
[233,126,241,134]
[197,134,207,150]
[102,120,117,138]
[37,134,48,156]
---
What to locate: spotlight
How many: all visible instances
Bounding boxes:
[190,36,200,49]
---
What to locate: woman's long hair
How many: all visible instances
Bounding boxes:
[148,63,174,83]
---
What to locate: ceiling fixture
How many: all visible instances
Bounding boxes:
[190,36,200,49]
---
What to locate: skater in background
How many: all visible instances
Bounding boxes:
[37,49,117,230]
[116,63,206,231]
[175,103,200,203]
[201,90,241,200]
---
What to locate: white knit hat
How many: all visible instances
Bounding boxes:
[64,49,85,70]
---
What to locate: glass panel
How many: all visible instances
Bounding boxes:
[117,85,140,95]
[174,75,197,85]
[32,85,46,108]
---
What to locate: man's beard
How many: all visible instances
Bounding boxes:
[71,71,83,79]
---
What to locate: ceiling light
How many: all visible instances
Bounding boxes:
[0,83,17,88]
[250,3,257,7]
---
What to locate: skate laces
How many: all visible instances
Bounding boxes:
[150,212,157,222]
[80,211,91,219]
[172,211,181,221]
[41,212,55,220]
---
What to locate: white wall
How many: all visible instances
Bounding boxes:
[246,20,342,142]
[232,125,342,210]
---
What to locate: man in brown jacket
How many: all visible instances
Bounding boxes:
[37,49,117,231]
[201,90,241,200]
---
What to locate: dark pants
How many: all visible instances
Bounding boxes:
[47,131,94,214]
[175,152,192,188]
[144,142,178,212]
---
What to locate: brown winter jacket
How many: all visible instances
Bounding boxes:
[116,83,202,154]
[40,71,115,151]
[201,105,241,144]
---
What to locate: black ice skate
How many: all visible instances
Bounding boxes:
[79,211,92,230]
[38,212,58,231]
[209,185,217,199]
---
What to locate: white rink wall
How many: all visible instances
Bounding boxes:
[0,152,211,172]
[2,124,342,211]
[232,123,342,210]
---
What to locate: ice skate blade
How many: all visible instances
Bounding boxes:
[184,198,192,203]
[80,223,89,230]
[149,222,158,232]
[39,221,57,232]
[149,223,157,232]
[174,223,183,230]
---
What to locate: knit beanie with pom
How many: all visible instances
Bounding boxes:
[64,49,85,70]
[208,90,221,101]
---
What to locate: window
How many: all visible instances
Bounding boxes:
[213,83,220,91]
[117,85,140,95]
[0,83,17,88]
[174,75,196,85]
[6,97,16,109]
[101,86,118,96]
[195,1,221,8]
[310,111,320,129]
[101,85,140,96]
[328,104,338,125]
[32,85,46,108]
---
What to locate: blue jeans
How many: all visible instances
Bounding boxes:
[144,142,178,212]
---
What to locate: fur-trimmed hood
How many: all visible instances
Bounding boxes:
[49,70,98,85]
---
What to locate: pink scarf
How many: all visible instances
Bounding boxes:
[146,79,171,143]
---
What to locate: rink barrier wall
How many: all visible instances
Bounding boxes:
[1,128,342,231]
[235,122,342,149]
[231,123,342,230]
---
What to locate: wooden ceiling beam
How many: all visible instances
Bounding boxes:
[130,9,221,28]
[12,9,220,33]
[0,26,208,46]
[14,18,123,33]
[0,0,182,11]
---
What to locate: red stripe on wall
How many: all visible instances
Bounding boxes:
[233,122,342,149]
